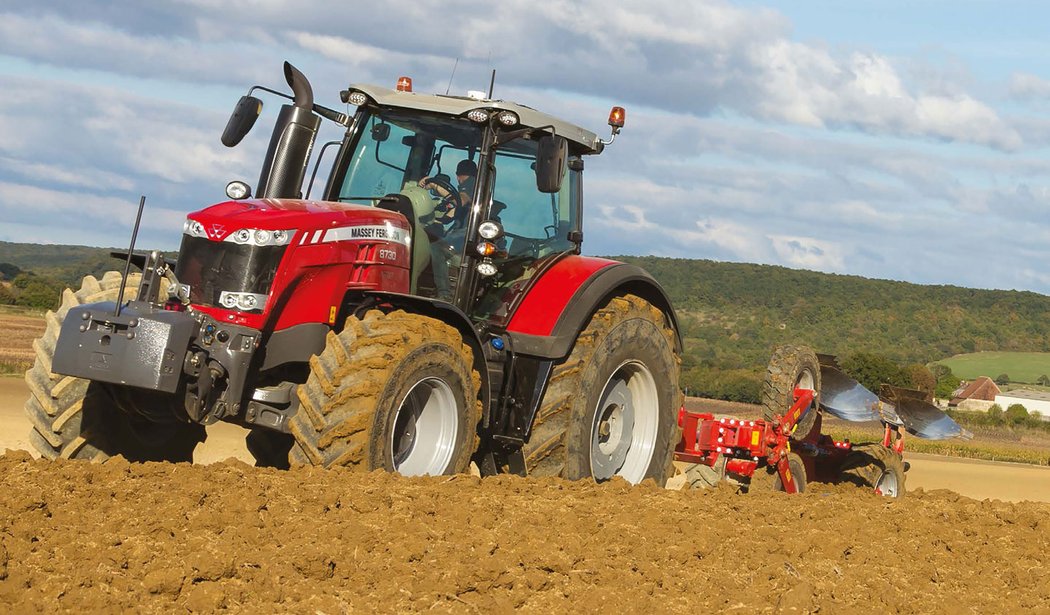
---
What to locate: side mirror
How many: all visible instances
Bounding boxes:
[221,96,263,147]
[535,135,567,194]
[371,123,391,142]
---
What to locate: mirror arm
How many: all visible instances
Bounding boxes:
[248,85,349,126]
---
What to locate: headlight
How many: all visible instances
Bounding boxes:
[496,110,519,126]
[346,91,369,106]
[476,241,497,257]
[467,109,490,123]
[226,180,252,200]
[224,228,296,246]
[476,259,497,277]
[218,291,267,312]
[478,220,503,240]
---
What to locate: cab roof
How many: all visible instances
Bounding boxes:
[345,83,602,154]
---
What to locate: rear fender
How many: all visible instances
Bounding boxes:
[505,256,681,359]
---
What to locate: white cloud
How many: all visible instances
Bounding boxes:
[1,2,1049,293]
[768,235,845,271]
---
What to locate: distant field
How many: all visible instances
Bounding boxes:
[937,351,1050,383]
[0,309,44,374]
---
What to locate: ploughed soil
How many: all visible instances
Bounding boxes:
[1,453,1049,613]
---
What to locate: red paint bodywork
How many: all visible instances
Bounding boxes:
[505,255,618,337]
[674,388,859,494]
[186,198,410,332]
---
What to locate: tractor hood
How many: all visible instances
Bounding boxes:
[186,198,410,242]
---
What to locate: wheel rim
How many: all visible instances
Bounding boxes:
[390,377,458,476]
[589,360,659,484]
[874,468,900,497]
[796,368,815,392]
[794,367,817,425]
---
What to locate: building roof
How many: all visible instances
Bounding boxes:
[996,388,1050,403]
[949,376,1001,406]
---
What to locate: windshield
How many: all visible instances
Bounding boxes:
[333,109,483,203]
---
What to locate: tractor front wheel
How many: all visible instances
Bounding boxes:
[289,310,480,474]
[25,272,205,462]
[525,294,680,485]
[839,443,906,498]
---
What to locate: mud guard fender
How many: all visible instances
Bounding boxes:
[505,257,681,360]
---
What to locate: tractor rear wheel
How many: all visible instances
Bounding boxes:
[25,272,205,462]
[524,294,680,485]
[762,345,821,440]
[289,310,480,474]
[839,443,906,498]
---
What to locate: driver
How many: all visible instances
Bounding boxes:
[418,159,477,228]
[418,159,477,301]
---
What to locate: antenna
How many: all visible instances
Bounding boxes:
[114,195,147,317]
[488,69,496,99]
[445,58,459,95]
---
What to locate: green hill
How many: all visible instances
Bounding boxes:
[614,256,1050,400]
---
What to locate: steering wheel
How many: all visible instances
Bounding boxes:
[426,176,462,210]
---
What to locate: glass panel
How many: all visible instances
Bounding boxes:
[334,109,483,299]
[474,139,578,323]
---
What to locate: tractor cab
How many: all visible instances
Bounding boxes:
[322,80,614,319]
[221,65,622,323]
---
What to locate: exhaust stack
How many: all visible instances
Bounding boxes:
[256,62,321,199]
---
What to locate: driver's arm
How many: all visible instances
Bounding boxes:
[418,176,451,198]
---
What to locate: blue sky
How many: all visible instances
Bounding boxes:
[2,1,1050,294]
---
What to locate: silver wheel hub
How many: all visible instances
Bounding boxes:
[391,377,458,476]
[589,361,660,484]
[874,469,900,497]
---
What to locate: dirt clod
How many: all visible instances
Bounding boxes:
[0,454,1048,613]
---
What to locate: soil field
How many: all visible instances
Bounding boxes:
[0,311,44,374]
[2,454,1050,613]
[2,378,1050,611]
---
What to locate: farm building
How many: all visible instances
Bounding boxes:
[949,376,1000,408]
[994,389,1050,419]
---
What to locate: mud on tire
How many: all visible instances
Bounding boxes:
[290,310,481,474]
[762,344,821,440]
[523,294,681,485]
[839,443,906,498]
[24,271,204,462]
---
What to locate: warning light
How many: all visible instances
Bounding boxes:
[396,76,413,92]
[608,106,625,129]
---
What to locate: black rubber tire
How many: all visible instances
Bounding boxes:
[24,271,205,462]
[523,294,681,485]
[289,310,481,474]
[748,452,807,493]
[762,345,821,440]
[839,443,906,498]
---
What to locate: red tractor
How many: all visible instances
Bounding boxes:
[27,63,682,483]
